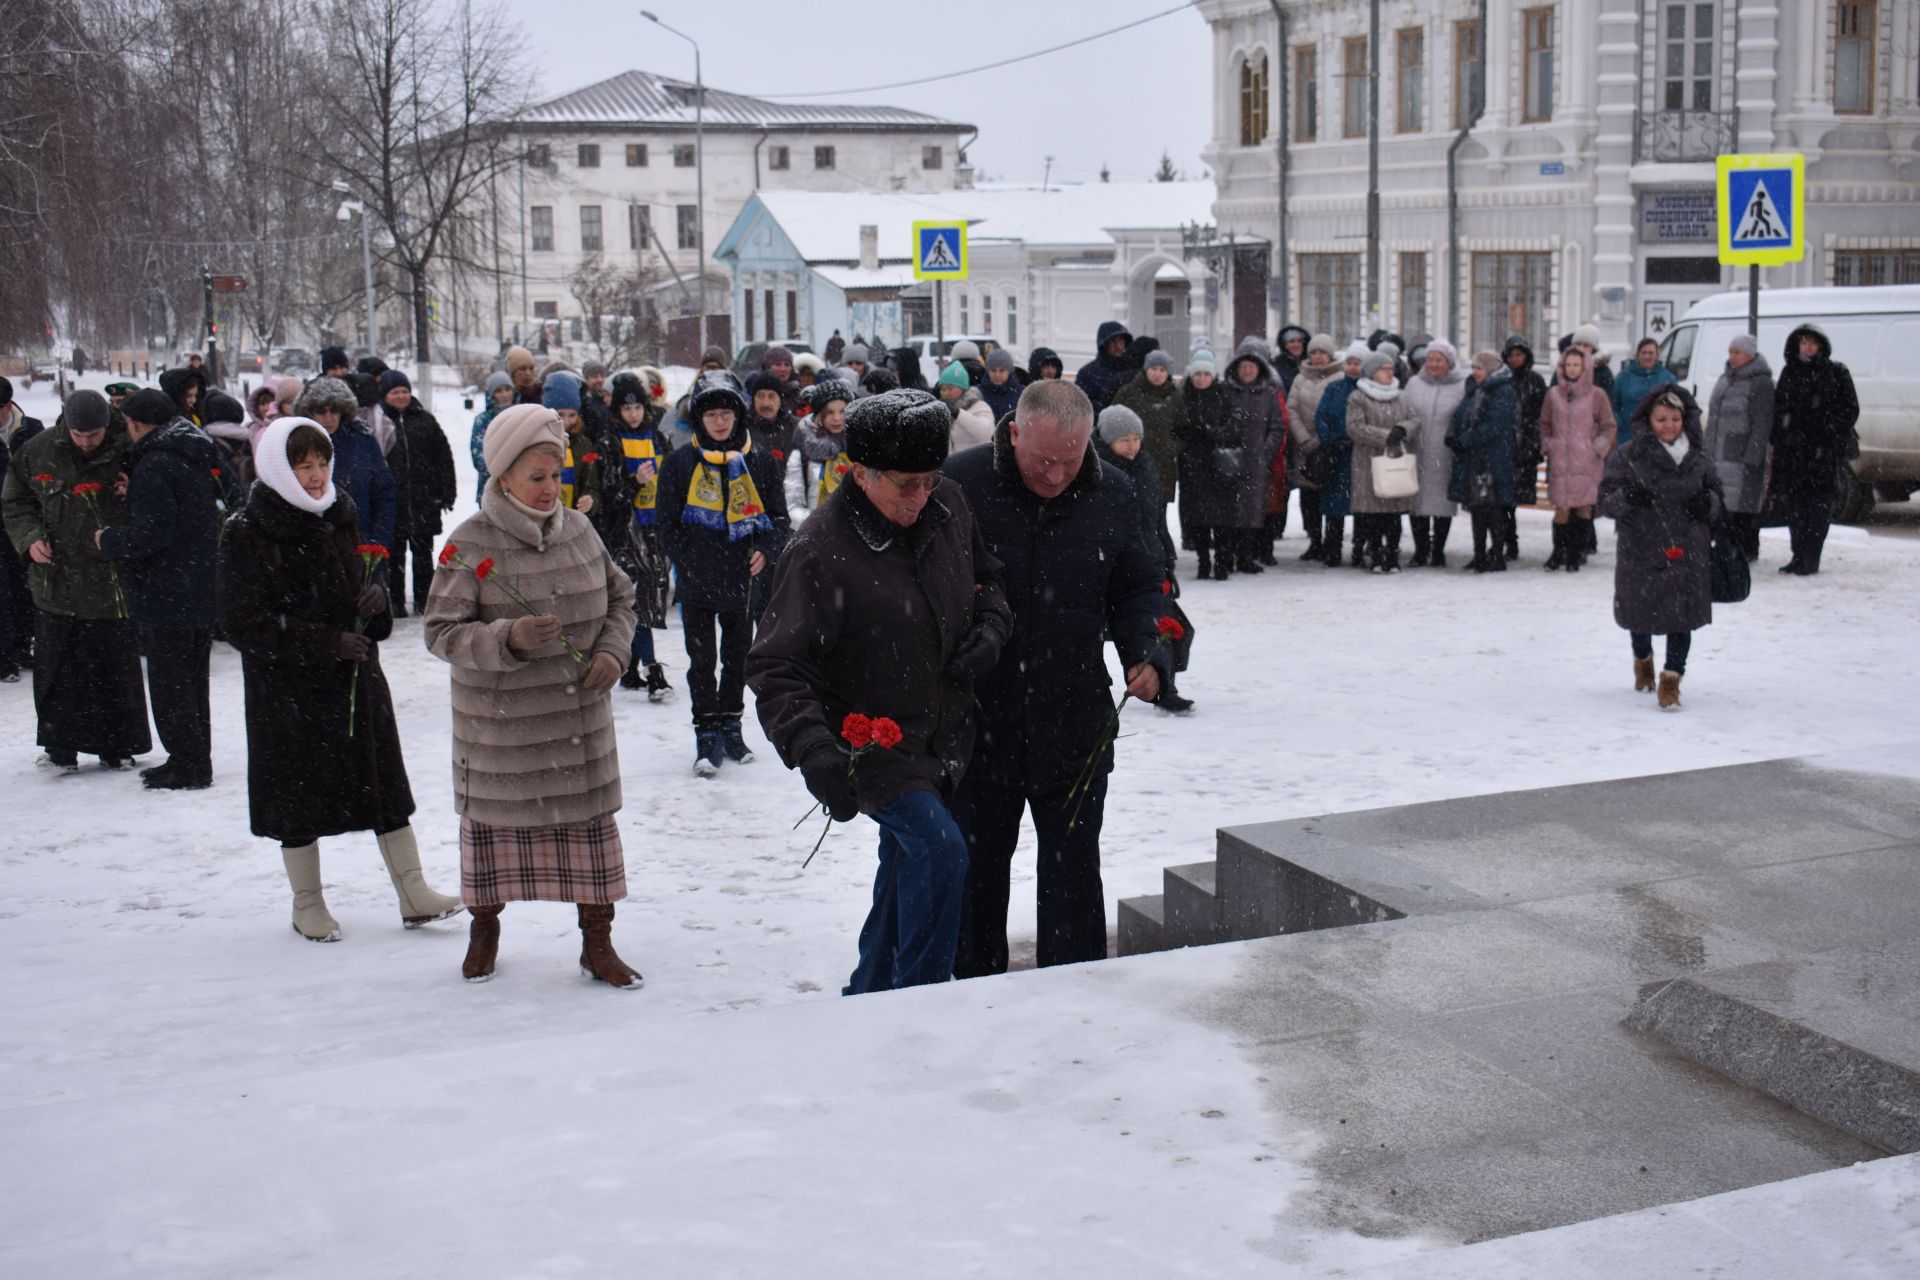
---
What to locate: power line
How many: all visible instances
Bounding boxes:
[758,1,1197,100]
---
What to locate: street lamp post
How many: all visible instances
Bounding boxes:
[333,180,378,357]
[642,10,707,353]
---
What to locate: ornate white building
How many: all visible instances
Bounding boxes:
[1198,0,1920,355]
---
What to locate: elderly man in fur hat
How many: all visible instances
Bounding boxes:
[749,389,1011,995]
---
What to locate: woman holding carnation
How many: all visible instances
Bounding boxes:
[424,404,641,988]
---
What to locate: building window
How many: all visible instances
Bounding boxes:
[982,294,993,335]
[1833,2,1875,114]
[570,317,582,342]
[1399,253,1427,334]
[1453,21,1482,127]
[533,300,558,320]
[786,290,798,339]
[1006,295,1018,345]
[626,143,647,167]
[768,145,790,171]
[765,289,776,339]
[576,142,600,168]
[1522,7,1556,122]
[923,145,942,169]
[1342,37,1369,138]
[1294,46,1319,141]
[814,145,836,170]
[1239,52,1270,145]
[1471,251,1553,355]
[1299,253,1362,338]
[525,143,549,168]
[530,205,553,252]
[959,293,970,331]
[579,205,602,252]
[673,143,695,167]
[1663,3,1716,111]
[1833,249,1920,286]
[1396,29,1424,133]
[629,204,650,250]
[743,288,755,343]
[675,204,697,250]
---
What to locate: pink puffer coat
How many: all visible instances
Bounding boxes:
[1539,352,1614,509]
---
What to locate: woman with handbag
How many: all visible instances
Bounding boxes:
[1345,350,1420,573]
[1597,387,1722,710]
[1447,351,1518,572]
[1175,348,1247,580]
[1538,347,1615,572]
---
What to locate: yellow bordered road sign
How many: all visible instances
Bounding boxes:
[1716,153,1805,267]
[912,221,969,281]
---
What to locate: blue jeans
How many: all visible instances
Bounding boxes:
[844,790,970,996]
[1631,631,1692,676]
[630,625,655,665]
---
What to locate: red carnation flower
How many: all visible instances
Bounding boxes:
[1157,615,1185,641]
[741,503,763,517]
[870,717,903,750]
[32,473,54,484]
[355,543,389,559]
[841,713,874,749]
[211,468,222,477]
[581,452,600,465]
[773,449,786,463]
[1665,546,1685,561]
[474,556,495,582]
[72,482,103,496]
[438,541,458,568]
[1161,579,1173,596]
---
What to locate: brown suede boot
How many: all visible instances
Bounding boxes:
[578,903,643,990]
[1657,670,1683,711]
[462,904,503,982]
[1634,657,1656,693]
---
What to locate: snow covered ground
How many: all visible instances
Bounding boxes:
[4,372,1918,1275]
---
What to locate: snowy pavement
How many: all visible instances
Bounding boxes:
[4,373,1919,1274]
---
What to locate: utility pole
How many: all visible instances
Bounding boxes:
[202,263,219,385]
[1367,0,1381,332]
[644,12,707,352]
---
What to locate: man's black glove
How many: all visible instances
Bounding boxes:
[1624,481,1657,509]
[800,746,858,822]
[1385,425,1407,451]
[945,613,1008,683]
[1683,489,1713,522]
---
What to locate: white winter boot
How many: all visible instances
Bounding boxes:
[376,826,465,928]
[282,842,341,942]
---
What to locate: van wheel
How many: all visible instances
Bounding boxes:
[1834,464,1875,523]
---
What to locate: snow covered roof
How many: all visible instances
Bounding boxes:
[813,264,921,291]
[515,70,970,133]
[738,182,1218,263]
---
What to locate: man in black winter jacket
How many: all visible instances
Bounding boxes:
[100,390,225,788]
[1770,323,1859,575]
[375,370,456,615]
[1072,321,1139,415]
[1501,335,1548,560]
[942,379,1173,977]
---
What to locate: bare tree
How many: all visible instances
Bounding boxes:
[315,0,526,391]
[565,253,668,368]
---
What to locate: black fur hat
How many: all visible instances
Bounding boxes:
[844,389,950,473]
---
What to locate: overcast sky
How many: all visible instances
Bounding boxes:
[513,0,1214,186]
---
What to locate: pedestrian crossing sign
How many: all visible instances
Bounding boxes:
[912,221,969,280]
[1716,153,1804,267]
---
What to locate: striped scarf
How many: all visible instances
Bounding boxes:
[620,431,660,526]
[816,450,853,505]
[682,434,773,541]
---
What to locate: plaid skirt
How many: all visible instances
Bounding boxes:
[460,813,627,906]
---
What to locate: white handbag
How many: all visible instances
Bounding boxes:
[1370,450,1420,499]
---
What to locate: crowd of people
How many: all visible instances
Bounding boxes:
[0,310,1861,991]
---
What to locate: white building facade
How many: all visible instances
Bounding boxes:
[484,70,971,350]
[713,182,1222,371]
[1198,0,1920,357]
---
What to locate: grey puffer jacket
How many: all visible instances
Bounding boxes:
[1405,367,1469,517]
[1704,355,1773,515]
[1345,380,1419,515]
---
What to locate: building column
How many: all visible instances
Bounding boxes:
[1735,4,1782,153]
[1591,0,1641,351]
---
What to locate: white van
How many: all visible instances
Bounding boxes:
[1658,285,1920,520]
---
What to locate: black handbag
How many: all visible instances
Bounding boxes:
[1465,469,1497,510]
[1710,526,1750,604]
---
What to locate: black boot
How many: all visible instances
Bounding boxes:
[1502,507,1521,561]
[1234,529,1265,574]
[1544,522,1567,571]
[1431,516,1451,568]
[1566,518,1586,573]
[644,663,675,702]
[619,656,643,691]
[1322,517,1344,568]
[1196,548,1212,580]
[1467,512,1489,572]
[719,715,755,763]
[1409,517,1431,567]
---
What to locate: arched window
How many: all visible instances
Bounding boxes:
[1239,52,1271,145]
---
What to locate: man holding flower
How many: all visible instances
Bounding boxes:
[749,389,1011,995]
[941,378,1174,977]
